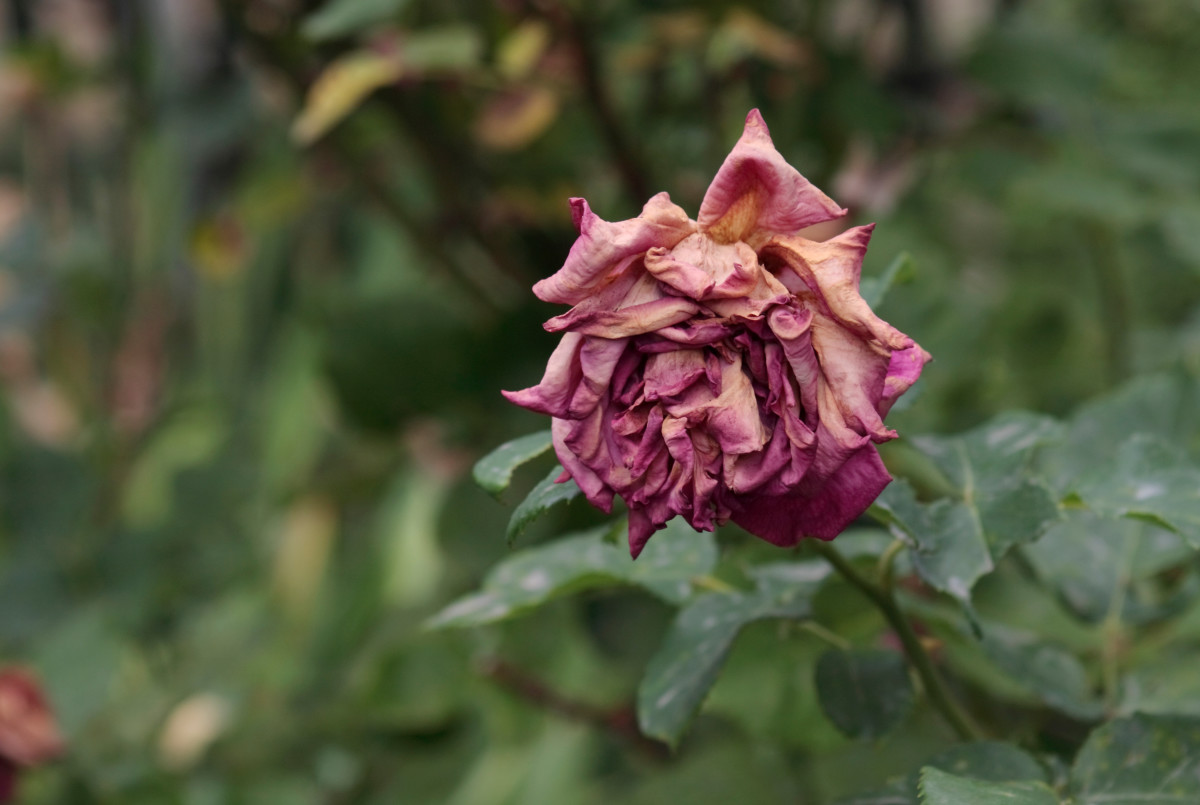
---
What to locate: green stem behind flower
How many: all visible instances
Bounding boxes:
[810,540,986,741]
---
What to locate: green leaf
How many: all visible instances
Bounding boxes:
[506,465,581,544]
[32,607,123,736]
[1071,714,1200,803]
[1040,373,1200,491]
[918,741,1050,785]
[1120,652,1200,717]
[302,0,412,41]
[919,767,1060,805]
[1163,205,1200,272]
[861,252,916,309]
[472,430,553,496]
[978,625,1104,719]
[910,412,1063,555]
[976,479,1064,556]
[426,519,717,629]
[910,411,1064,490]
[401,27,483,73]
[874,412,1063,607]
[1024,510,1193,623]
[815,648,914,740]
[873,481,993,607]
[836,741,1050,805]
[903,591,1105,720]
[1071,435,1200,549]
[637,561,830,747]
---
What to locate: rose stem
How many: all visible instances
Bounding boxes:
[810,540,986,741]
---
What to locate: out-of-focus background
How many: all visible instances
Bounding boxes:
[0,0,1198,802]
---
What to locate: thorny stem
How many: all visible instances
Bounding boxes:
[811,540,986,741]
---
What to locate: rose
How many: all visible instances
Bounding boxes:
[0,668,63,803]
[504,110,929,557]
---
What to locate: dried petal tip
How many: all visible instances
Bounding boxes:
[742,108,771,140]
[697,108,847,246]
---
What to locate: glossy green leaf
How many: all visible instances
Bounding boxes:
[919,767,1060,805]
[1071,435,1200,549]
[1071,714,1200,803]
[472,430,553,496]
[815,649,914,740]
[426,520,717,629]
[637,561,830,747]
[506,465,581,544]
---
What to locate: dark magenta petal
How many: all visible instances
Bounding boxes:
[731,446,892,545]
[880,344,932,416]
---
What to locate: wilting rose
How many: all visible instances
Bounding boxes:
[0,668,63,802]
[505,110,929,557]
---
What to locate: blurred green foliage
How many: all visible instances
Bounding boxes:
[1,0,1199,802]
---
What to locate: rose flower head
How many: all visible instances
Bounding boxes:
[0,668,64,803]
[504,110,929,558]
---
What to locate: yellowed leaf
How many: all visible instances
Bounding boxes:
[709,9,809,71]
[651,11,710,48]
[190,214,249,281]
[272,497,338,621]
[291,50,403,144]
[474,86,560,151]
[497,19,551,80]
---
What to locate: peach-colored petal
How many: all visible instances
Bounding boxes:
[533,193,694,305]
[763,225,912,351]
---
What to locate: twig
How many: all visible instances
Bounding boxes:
[478,657,669,760]
[213,0,503,315]
[536,1,652,209]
